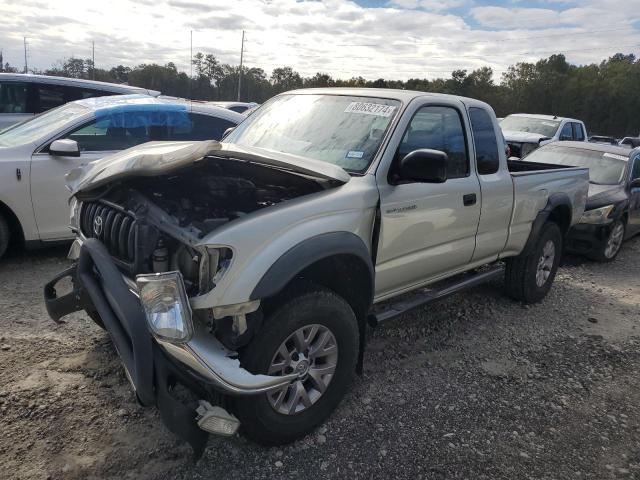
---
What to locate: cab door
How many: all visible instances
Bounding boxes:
[375,101,481,298]
[628,154,640,234]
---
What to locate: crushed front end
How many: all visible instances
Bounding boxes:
[43,144,333,455]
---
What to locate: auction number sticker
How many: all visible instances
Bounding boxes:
[344,102,396,117]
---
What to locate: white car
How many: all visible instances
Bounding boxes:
[0,73,160,130]
[0,94,243,258]
[501,113,587,158]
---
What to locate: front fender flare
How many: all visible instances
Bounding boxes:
[249,231,374,301]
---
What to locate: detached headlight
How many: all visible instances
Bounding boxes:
[579,204,615,224]
[69,197,81,231]
[136,271,193,343]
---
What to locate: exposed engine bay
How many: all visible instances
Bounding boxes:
[75,155,330,296]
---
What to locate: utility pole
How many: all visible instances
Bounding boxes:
[237,30,245,101]
[23,37,28,74]
[189,30,193,100]
[92,41,95,79]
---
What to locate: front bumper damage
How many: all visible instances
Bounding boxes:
[43,238,295,456]
[565,222,613,255]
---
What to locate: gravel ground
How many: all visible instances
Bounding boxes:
[1,237,639,480]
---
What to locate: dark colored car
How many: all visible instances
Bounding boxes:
[522,141,640,261]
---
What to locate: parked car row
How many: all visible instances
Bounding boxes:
[0,94,244,258]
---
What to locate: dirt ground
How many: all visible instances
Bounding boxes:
[1,237,639,480]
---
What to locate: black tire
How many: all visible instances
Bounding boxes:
[0,213,10,259]
[232,285,359,446]
[505,221,562,303]
[587,219,625,263]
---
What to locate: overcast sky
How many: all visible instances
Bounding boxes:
[2,0,639,81]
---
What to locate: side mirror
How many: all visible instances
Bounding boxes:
[538,137,551,144]
[50,139,80,157]
[398,149,448,183]
[630,178,640,189]
[222,127,235,139]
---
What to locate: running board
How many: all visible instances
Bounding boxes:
[368,265,504,327]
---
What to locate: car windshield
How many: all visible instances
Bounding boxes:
[501,116,561,137]
[523,146,628,185]
[0,102,89,148]
[224,94,400,172]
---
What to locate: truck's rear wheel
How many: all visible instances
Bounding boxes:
[232,285,359,446]
[0,213,10,259]
[505,221,562,303]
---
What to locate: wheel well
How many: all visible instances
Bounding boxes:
[265,254,374,322]
[548,204,571,235]
[0,200,24,247]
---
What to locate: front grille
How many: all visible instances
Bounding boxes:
[80,201,137,263]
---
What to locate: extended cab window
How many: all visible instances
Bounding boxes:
[469,107,500,175]
[63,109,191,151]
[0,82,28,113]
[398,106,469,179]
[572,123,585,141]
[559,123,573,141]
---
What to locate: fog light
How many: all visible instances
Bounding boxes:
[196,401,240,436]
[136,271,193,343]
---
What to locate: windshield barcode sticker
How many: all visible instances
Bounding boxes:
[603,152,627,161]
[344,102,396,117]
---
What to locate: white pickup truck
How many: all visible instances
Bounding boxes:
[44,89,589,456]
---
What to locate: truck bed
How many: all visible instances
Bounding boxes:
[501,160,589,258]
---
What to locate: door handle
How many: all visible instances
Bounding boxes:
[463,193,477,206]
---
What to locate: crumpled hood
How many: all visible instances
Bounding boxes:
[503,130,547,144]
[66,140,351,194]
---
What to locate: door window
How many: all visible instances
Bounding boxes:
[0,82,28,113]
[62,109,191,152]
[572,123,585,141]
[559,123,573,141]
[469,107,500,174]
[168,113,237,141]
[398,105,469,179]
[632,157,640,181]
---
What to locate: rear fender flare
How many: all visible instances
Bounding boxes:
[521,193,572,256]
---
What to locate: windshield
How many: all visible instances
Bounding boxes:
[225,94,400,172]
[0,103,89,148]
[501,116,560,137]
[523,145,628,185]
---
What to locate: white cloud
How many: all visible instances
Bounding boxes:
[389,0,468,11]
[0,0,638,83]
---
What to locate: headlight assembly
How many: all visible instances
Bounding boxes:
[136,271,193,344]
[69,197,81,231]
[579,204,615,224]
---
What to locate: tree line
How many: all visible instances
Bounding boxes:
[1,52,638,137]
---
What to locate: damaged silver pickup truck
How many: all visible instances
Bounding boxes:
[44,88,589,456]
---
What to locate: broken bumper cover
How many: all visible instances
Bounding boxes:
[43,238,294,453]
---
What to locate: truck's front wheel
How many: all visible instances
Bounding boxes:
[505,221,562,303]
[0,213,10,259]
[233,285,359,446]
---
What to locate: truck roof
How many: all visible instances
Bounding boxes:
[507,113,583,123]
[284,87,492,108]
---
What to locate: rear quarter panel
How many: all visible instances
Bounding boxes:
[501,167,589,257]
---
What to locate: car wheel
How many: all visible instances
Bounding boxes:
[589,219,625,263]
[0,213,10,259]
[505,221,562,303]
[232,284,359,446]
